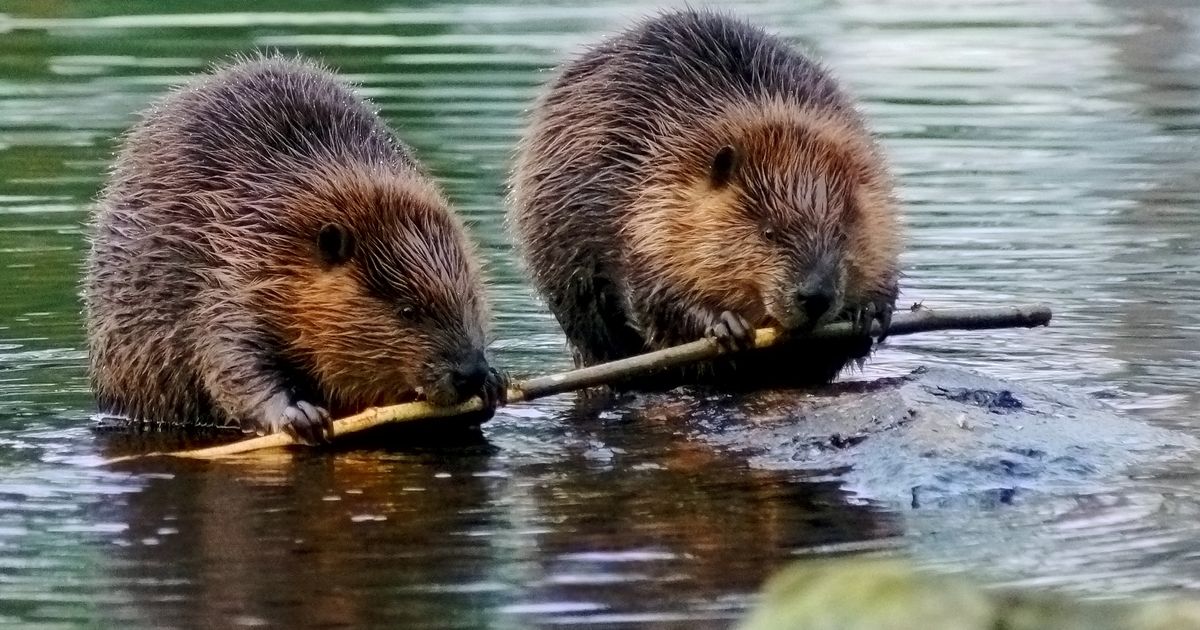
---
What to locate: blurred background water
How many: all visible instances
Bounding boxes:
[0,0,1198,627]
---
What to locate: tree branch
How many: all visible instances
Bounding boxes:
[111,304,1050,461]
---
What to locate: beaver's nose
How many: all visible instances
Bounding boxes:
[792,284,840,324]
[449,349,489,397]
[793,289,833,323]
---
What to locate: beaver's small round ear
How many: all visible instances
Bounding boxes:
[710,145,737,188]
[317,223,355,266]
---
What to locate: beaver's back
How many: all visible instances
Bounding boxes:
[566,11,848,137]
[515,10,855,219]
[109,56,417,216]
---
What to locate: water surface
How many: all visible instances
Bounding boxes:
[1,0,1198,627]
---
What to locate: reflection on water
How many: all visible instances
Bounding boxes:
[98,401,897,628]
[0,0,1198,627]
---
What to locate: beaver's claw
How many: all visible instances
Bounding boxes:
[704,310,754,353]
[480,367,508,412]
[850,300,895,343]
[255,391,332,445]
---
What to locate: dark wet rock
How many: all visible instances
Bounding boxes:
[634,367,1198,506]
[924,383,1024,412]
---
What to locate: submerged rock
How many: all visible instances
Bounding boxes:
[738,558,1200,630]
[622,366,1197,505]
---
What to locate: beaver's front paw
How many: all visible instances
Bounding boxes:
[850,299,895,343]
[255,391,332,445]
[480,368,508,411]
[704,310,755,353]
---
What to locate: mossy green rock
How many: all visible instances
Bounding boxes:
[739,559,1200,630]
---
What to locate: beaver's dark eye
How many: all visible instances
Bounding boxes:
[399,305,416,319]
[317,223,354,266]
[710,145,737,188]
[762,226,778,242]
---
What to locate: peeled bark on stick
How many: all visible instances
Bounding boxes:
[111,304,1051,461]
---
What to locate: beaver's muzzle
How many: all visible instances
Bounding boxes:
[426,347,490,406]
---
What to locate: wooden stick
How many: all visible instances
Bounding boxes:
[110,304,1050,462]
[514,303,1050,400]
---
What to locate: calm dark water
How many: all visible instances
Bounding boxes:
[0,0,1198,627]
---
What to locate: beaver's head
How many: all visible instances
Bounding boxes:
[275,164,492,411]
[628,101,899,332]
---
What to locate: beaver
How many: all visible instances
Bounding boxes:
[84,55,504,444]
[509,10,902,386]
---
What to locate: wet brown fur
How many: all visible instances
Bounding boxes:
[85,55,496,434]
[510,11,902,385]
